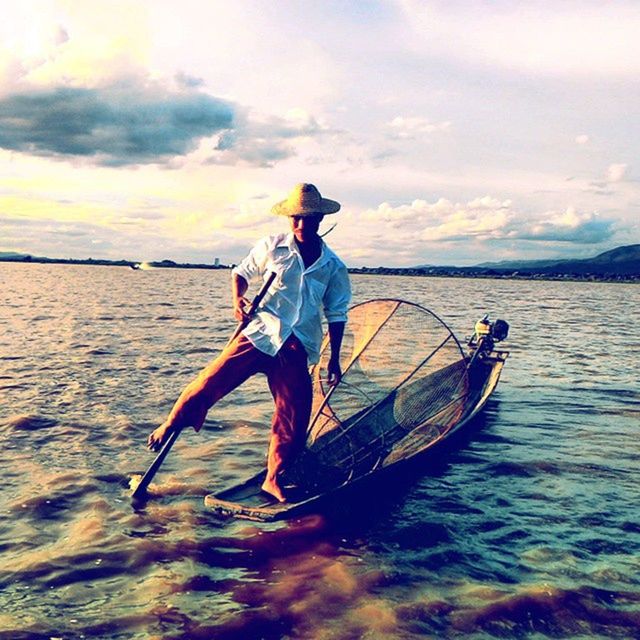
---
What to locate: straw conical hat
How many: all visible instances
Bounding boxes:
[271,183,341,217]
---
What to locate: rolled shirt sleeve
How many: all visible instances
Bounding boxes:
[232,236,271,283]
[323,263,351,323]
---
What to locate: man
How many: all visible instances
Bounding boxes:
[147,183,351,502]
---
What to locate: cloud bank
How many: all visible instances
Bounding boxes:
[0,80,338,169]
[210,109,334,168]
[0,83,234,166]
[350,197,616,265]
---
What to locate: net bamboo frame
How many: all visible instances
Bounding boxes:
[286,299,470,489]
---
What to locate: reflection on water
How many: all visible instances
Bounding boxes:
[1,263,639,639]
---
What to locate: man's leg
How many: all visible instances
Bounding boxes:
[148,335,266,450]
[262,336,312,502]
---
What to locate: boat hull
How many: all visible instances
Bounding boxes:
[204,349,508,522]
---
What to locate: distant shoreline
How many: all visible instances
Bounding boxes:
[2,255,638,283]
[348,266,639,283]
[0,256,227,271]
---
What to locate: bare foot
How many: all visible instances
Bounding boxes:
[261,480,287,503]
[147,422,174,452]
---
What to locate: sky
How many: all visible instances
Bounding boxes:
[0,0,638,267]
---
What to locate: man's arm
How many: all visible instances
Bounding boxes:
[327,321,345,386]
[232,273,250,322]
[231,235,273,321]
[323,261,350,387]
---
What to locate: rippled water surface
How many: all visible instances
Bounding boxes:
[1,263,639,639]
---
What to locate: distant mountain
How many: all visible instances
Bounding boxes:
[477,244,640,272]
[583,244,640,265]
[475,257,569,270]
[0,251,31,259]
[474,244,640,276]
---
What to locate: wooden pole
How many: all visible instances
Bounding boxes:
[131,271,276,500]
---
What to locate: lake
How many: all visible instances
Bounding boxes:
[1,263,638,639]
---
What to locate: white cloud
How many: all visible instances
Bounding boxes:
[348,197,616,266]
[360,196,514,241]
[388,116,451,139]
[208,108,335,168]
[606,163,628,183]
[518,207,615,244]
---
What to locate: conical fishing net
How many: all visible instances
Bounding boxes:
[287,299,470,489]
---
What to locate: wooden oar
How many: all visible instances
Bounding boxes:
[131,271,277,500]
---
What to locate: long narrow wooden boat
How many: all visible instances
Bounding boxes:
[205,299,509,522]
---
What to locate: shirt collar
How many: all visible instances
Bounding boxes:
[282,232,330,271]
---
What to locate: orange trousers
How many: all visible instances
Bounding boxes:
[164,334,312,487]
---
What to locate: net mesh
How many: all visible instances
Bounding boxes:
[287,299,470,489]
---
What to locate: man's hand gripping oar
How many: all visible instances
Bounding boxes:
[131,272,277,501]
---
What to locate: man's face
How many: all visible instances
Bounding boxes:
[290,214,324,243]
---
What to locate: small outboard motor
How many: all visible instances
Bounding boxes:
[491,319,509,342]
[468,316,509,358]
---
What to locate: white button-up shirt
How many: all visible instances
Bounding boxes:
[232,233,351,364]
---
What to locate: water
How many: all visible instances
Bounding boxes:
[1,263,639,639]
